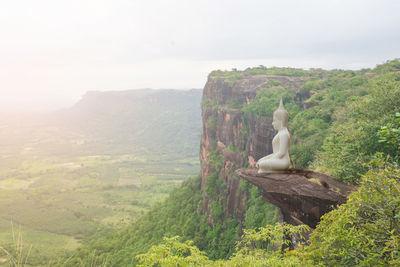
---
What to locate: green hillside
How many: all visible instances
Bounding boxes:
[61,60,400,266]
[58,89,202,157]
[0,89,202,265]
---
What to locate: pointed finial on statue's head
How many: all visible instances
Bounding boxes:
[279,98,284,109]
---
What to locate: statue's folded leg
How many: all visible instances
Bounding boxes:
[258,158,290,173]
[257,154,273,165]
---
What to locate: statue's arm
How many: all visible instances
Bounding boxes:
[274,131,289,159]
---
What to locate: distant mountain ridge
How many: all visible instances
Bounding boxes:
[58,88,203,157]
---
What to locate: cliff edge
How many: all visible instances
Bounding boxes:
[236,168,354,228]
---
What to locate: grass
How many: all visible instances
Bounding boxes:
[0,220,78,266]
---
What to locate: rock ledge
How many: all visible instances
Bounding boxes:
[236,168,355,228]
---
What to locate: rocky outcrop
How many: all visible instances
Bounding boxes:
[200,75,309,225]
[236,168,354,228]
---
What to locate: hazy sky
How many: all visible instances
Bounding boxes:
[1,0,399,111]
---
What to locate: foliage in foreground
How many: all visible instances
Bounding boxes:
[137,223,310,267]
[137,157,400,266]
[0,225,32,267]
[303,156,400,266]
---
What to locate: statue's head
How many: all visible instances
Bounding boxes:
[272,98,289,130]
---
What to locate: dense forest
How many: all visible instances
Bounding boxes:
[49,59,400,266]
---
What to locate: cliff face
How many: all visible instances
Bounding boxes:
[200,74,308,226]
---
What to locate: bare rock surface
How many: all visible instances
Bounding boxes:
[236,168,355,228]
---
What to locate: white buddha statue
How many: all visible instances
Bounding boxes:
[257,98,291,173]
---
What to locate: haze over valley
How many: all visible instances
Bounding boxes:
[0,89,202,264]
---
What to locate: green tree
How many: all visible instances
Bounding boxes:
[302,156,400,266]
[136,223,310,267]
[315,71,400,183]
[136,236,212,267]
[378,112,400,159]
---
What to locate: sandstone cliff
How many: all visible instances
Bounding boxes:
[199,72,312,227]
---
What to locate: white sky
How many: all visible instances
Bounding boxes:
[0,0,399,111]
